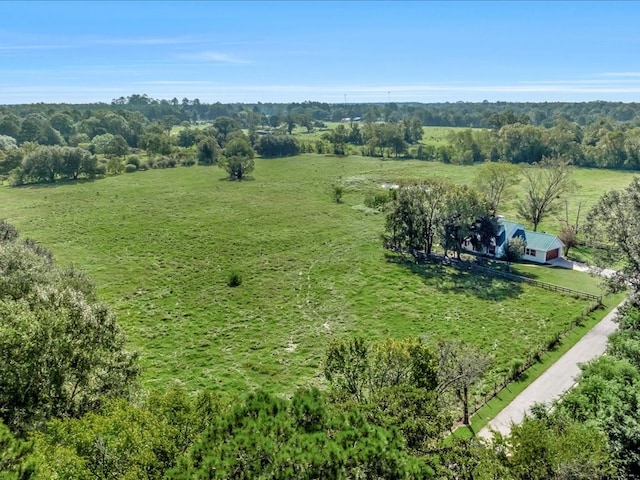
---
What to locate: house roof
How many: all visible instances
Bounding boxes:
[500,220,524,235]
[497,217,564,252]
[523,230,564,252]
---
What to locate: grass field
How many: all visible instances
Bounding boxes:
[0,155,633,394]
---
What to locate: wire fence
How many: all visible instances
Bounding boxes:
[449,259,602,303]
[402,250,604,422]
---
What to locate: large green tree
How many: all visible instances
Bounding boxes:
[0,420,34,479]
[0,224,139,433]
[219,136,255,180]
[585,177,640,294]
[29,388,219,479]
[196,136,221,165]
[170,389,426,479]
[384,179,450,256]
[439,185,491,259]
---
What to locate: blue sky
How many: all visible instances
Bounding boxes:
[2,1,640,104]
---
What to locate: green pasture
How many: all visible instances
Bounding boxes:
[0,155,632,394]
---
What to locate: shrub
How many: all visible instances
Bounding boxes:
[254,135,300,158]
[333,185,344,203]
[364,191,390,209]
[509,358,525,379]
[502,236,526,263]
[227,271,242,287]
[155,157,169,169]
[127,155,141,168]
[107,158,124,175]
[124,164,137,173]
[94,164,107,176]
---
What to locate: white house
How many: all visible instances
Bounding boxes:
[464,217,565,264]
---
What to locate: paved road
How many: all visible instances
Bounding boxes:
[478,299,624,439]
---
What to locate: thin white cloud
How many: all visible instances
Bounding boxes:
[598,72,640,77]
[0,44,71,51]
[94,36,197,46]
[177,51,251,64]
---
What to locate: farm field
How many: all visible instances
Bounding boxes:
[0,155,632,394]
[217,122,475,147]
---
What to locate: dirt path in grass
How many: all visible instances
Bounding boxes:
[477,298,625,440]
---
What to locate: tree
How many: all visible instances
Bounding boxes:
[0,114,21,139]
[473,162,521,215]
[502,236,526,264]
[384,179,450,256]
[322,124,349,155]
[296,113,314,133]
[448,129,483,164]
[469,214,500,260]
[18,146,98,184]
[253,135,300,158]
[501,412,613,480]
[219,136,254,180]
[0,420,34,479]
[549,355,640,477]
[196,137,220,165]
[212,116,240,147]
[0,224,139,433]
[284,114,296,135]
[497,123,548,164]
[48,112,75,141]
[140,126,174,158]
[0,140,22,177]
[20,145,64,183]
[59,147,98,180]
[440,185,491,259]
[0,135,18,152]
[29,388,219,479]
[585,177,640,294]
[488,109,530,129]
[437,341,491,425]
[324,336,439,402]
[170,389,425,479]
[516,157,574,231]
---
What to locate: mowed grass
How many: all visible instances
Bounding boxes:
[0,155,633,394]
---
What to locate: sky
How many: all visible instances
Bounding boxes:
[2,1,640,105]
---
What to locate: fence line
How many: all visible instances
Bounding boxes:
[457,260,602,303]
[398,250,604,423]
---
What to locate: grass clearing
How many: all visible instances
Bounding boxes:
[0,155,633,395]
[454,291,626,438]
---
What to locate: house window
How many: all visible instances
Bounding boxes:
[525,248,537,256]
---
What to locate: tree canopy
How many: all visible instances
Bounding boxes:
[0,222,139,433]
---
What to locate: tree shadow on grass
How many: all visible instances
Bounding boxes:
[15,177,99,190]
[385,253,524,301]
[217,176,256,182]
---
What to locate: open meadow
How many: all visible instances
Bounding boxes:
[0,155,634,394]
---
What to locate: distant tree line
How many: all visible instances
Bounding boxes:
[2,97,640,186]
[5,95,640,126]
